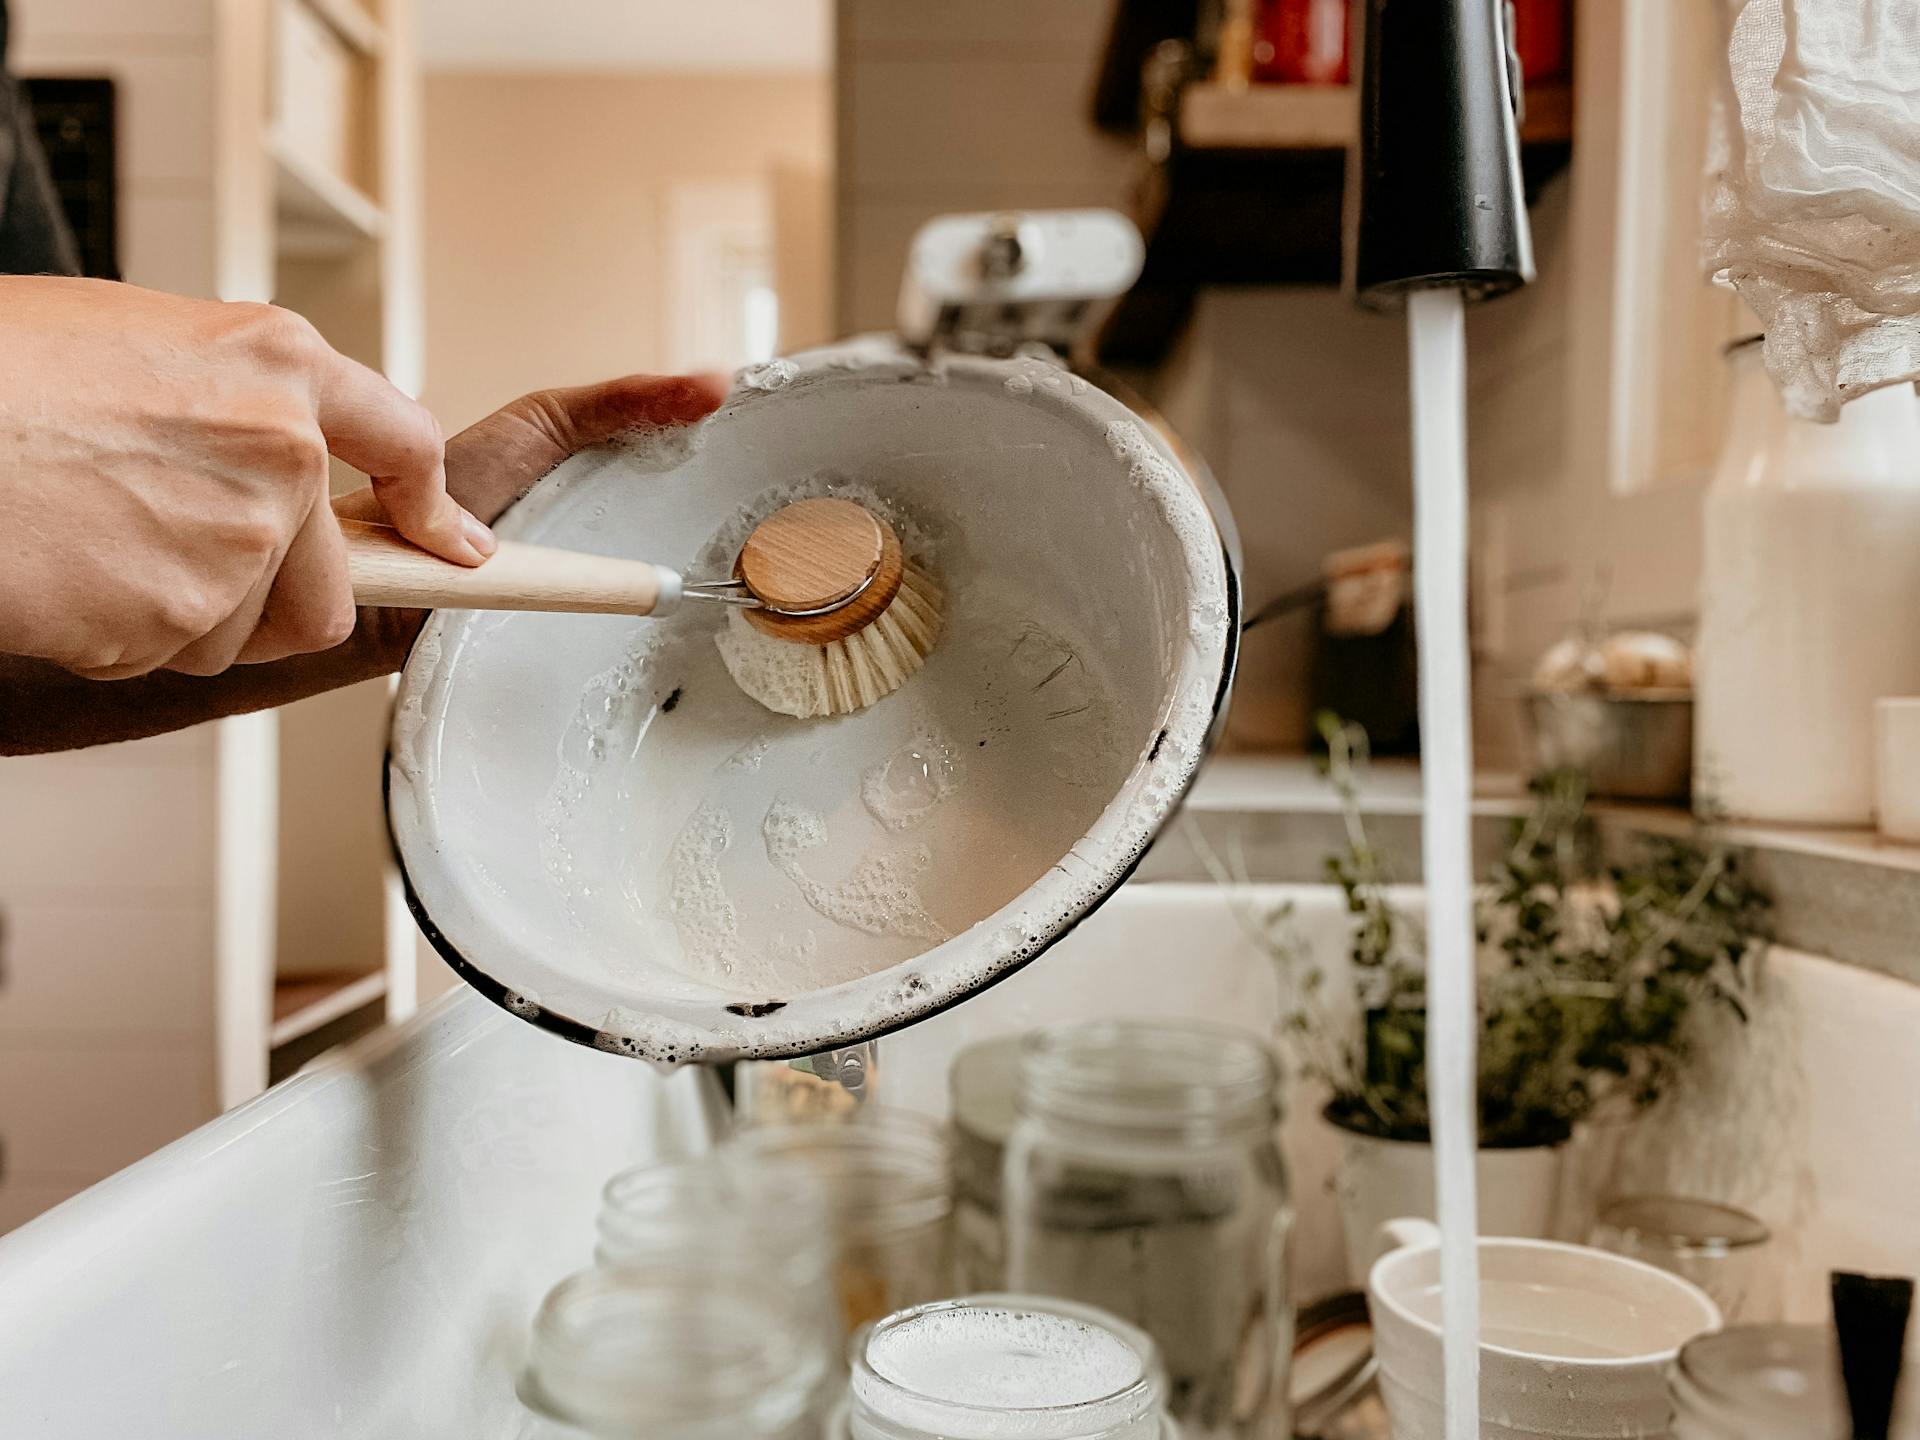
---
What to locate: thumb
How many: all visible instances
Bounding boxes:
[441,372,732,525]
[516,372,733,451]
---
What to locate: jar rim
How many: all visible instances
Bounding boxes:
[1017,1019,1279,1131]
[849,1294,1162,1439]
[1595,1193,1771,1251]
[731,1109,953,1237]
[595,1150,830,1261]
[525,1264,824,1430]
[1671,1323,1840,1416]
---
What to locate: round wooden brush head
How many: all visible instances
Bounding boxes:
[736,497,906,645]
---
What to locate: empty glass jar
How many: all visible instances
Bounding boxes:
[596,1149,831,1275]
[1002,1021,1293,1439]
[730,1109,955,1337]
[1587,1194,1773,1323]
[833,1295,1178,1440]
[949,1034,1025,1291]
[1668,1325,1852,1440]
[517,1262,830,1439]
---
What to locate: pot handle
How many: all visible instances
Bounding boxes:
[1371,1215,1442,1267]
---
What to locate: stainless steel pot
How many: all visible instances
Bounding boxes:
[1523,690,1693,802]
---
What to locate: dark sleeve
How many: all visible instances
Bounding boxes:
[0,67,82,277]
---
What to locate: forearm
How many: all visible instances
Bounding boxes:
[0,605,427,755]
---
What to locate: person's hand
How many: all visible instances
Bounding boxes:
[0,369,731,756]
[0,277,491,679]
[334,371,731,533]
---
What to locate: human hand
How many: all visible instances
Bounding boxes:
[331,371,731,532]
[0,277,489,678]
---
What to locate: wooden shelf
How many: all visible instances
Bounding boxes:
[1094,80,1577,365]
[1178,80,1573,149]
[1177,82,1357,149]
[271,970,387,1049]
[269,130,385,259]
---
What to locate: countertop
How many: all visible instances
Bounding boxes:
[1150,752,1920,986]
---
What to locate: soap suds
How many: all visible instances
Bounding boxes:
[720,736,770,774]
[737,359,799,392]
[613,414,711,474]
[862,718,961,830]
[666,802,743,979]
[861,1304,1144,1413]
[762,798,948,942]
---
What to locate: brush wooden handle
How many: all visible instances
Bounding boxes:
[342,519,681,616]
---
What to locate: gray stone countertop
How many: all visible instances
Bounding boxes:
[1141,755,1920,987]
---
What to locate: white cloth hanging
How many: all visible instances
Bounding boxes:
[1705,0,1920,420]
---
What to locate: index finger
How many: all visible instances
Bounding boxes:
[310,347,492,566]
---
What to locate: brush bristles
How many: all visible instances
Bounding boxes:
[717,561,945,718]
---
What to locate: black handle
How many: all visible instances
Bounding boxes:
[1834,1270,1914,1440]
[1350,0,1535,305]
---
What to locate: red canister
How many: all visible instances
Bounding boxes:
[1252,0,1350,86]
[1511,0,1570,82]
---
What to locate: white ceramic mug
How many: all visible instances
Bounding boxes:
[1368,1218,1721,1440]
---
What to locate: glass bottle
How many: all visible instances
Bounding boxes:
[516,1262,830,1439]
[832,1295,1179,1440]
[1002,1021,1293,1439]
[730,1108,955,1338]
[1695,336,1920,823]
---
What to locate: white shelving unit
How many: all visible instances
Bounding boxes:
[2,0,423,1232]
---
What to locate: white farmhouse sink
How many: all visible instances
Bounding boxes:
[0,882,1340,1437]
[6,867,1904,1434]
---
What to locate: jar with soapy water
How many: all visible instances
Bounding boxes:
[830,1295,1180,1440]
[1002,1021,1293,1440]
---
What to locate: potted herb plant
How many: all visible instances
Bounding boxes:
[1247,717,1768,1281]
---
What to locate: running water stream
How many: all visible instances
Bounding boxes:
[1407,287,1480,1440]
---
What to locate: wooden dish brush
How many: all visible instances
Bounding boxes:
[343,495,940,717]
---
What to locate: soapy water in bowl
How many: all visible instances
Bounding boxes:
[536,475,1140,1004]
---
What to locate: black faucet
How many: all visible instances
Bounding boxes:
[1348,0,1535,305]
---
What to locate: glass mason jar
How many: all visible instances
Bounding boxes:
[595,1148,833,1293]
[949,1034,1026,1292]
[1668,1325,1852,1440]
[1586,1194,1772,1324]
[1003,1021,1293,1440]
[730,1109,955,1337]
[516,1262,830,1439]
[832,1295,1179,1440]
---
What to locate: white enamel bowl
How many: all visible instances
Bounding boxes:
[385,339,1237,1066]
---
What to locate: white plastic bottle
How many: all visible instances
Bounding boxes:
[1695,337,1920,823]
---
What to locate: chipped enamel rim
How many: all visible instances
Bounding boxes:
[385,337,1239,1067]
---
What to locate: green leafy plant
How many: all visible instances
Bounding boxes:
[1260,715,1769,1149]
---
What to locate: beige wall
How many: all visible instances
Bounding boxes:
[415,67,829,1001]
[833,0,1419,751]
[421,70,832,433]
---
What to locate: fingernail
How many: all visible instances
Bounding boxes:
[461,509,498,559]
